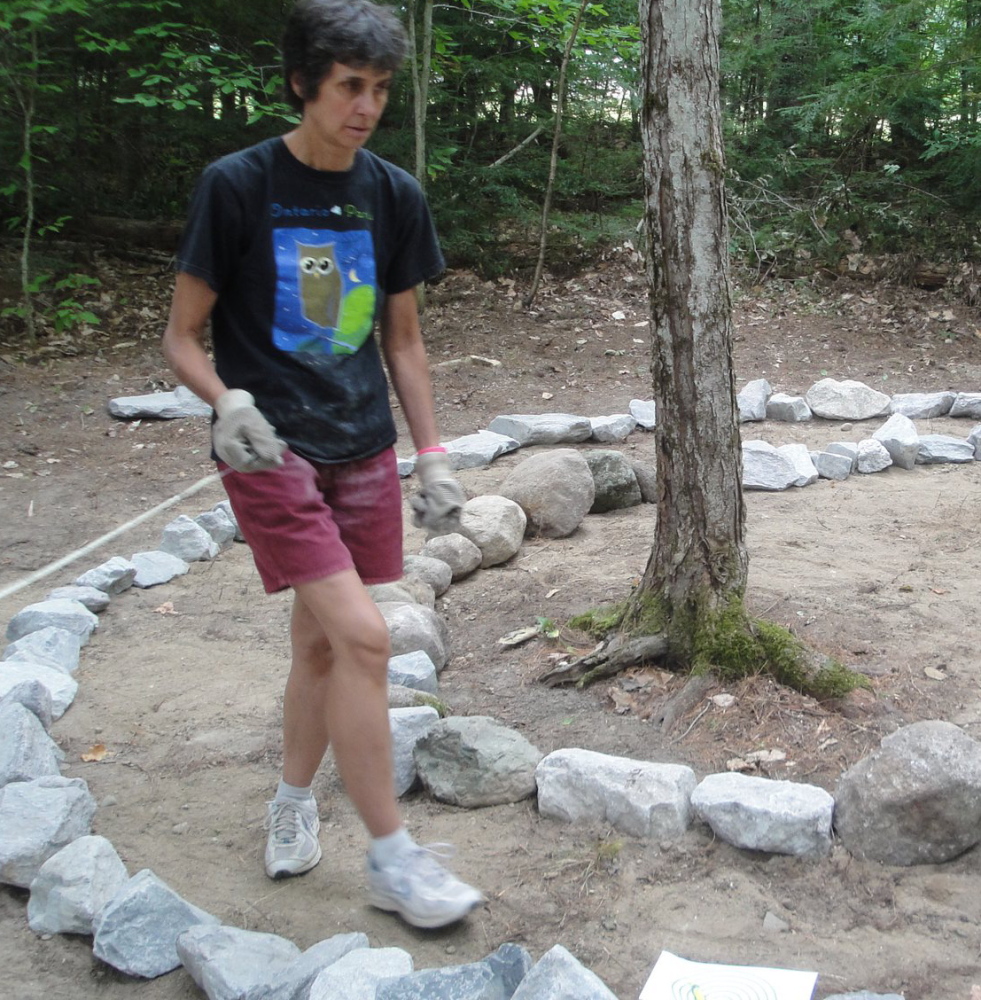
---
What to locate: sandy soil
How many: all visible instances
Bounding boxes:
[1,261,981,1000]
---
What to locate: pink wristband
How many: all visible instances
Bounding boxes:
[417,446,447,456]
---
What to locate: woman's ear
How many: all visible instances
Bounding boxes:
[290,72,305,102]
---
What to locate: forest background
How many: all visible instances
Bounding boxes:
[2,0,981,344]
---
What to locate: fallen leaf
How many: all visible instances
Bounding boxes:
[544,588,560,599]
[153,601,178,615]
[81,744,109,762]
[923,666,947,681]
[929,587,949,595]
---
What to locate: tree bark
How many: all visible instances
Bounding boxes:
[631,0,747,663]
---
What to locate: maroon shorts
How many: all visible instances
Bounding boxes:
[219,448,403,594]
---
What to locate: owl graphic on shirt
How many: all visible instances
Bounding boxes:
[272,228,377,356]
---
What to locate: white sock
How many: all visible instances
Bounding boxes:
[370,827,414,867]
[275,779,314,804]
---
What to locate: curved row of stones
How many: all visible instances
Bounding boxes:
[1,376,979,998]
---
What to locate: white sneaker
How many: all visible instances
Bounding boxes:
[367,843,484,929]
[263,797,321,879]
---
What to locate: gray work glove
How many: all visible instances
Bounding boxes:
[411,449,465,533]
[212,389,286,473]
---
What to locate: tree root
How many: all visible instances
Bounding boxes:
[538,633,669,687]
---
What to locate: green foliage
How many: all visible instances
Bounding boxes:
[1,271,101,335]
[567,602,630,637]
[0,0,979,292]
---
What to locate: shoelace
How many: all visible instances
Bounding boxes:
[265,801,303,844]
[406,843,457,885]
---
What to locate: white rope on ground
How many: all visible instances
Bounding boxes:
[0,470,226,603]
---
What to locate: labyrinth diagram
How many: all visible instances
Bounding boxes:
[640,951,817,1000]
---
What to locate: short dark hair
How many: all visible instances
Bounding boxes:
[282,0,408,111]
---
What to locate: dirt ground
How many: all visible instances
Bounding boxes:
[1,256,981,1000]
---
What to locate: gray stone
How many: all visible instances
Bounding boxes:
[825,441,859,470]
[737,378,771,422]
[855,438,892,473]
[241,933,370,1000]
[3,626,82,675]
[483,943,534,999]
[890,391,955,418]
[212,501,244,542]
[486,413,592,447]
[307,947,414,1000]
[44,585,111,613]
[810,451,852,481]
[536,748,696,840]
[177,923,302,1000]
[0,700,63,787]
[27,835,128,936]
[630,460,657,503]
[74,556,138,595]
[824,994,905,1000]
[805,378,891,420]
[444,431,521,471]
[0,776,97,887]
[390,706,440,797]
[741,440,798,491]
[762,910,791,934]
[949,391,981,419]
[589,414,637,443]
[376,964,496,1000]
[458,496,526,568]
[510,944,617,1000]
[415,716,542,807]
[582,449,642,512]
[369,579,435,610]
[0,680,53,731]
[0,661,78,720]
[916,434,975,463]
[6,599,99,645]
[691,772,834,857]
[499,450,594,539]
[107,384,212,420]
[130,550,190,588]
[765,392,812,422]
[195,508,237,549]
[970,423,981,459]
[402,556,452,597]
[159,514,220,562]
[420,534,482,582]
[776,443,819,486]
[387,651,438,694]
[871,412,920,470]
[378,602,449,670]
[92,868,220,978]
[628,398,657,429]
[834,720,981,865]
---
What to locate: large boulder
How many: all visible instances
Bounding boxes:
[498,449,594,538]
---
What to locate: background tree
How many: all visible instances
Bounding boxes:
[2,0,980,346]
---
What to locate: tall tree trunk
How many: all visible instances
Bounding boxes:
[633,0,746,662]
[407,0,434,191]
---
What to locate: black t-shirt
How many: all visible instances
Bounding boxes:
[176,137,445,463]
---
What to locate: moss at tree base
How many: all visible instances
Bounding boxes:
[567,592,867,700]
